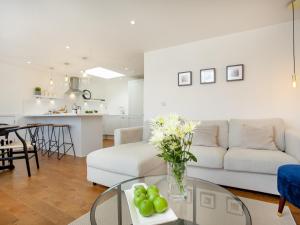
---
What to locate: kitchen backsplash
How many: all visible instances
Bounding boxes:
[22,97,106,115]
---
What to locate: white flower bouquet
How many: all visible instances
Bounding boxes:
[150,114,198,198]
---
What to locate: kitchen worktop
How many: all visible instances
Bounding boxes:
[24,113,103,117]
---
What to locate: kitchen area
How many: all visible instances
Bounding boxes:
[0,71,144,157]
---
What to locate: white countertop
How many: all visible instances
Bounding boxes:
[24,113,103,117]
[0,114,18,117]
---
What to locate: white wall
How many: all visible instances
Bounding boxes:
[0,61,66,115]
[144,21,300,130]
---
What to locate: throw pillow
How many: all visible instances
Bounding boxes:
[192,125,219,147]
[240,124,278,150]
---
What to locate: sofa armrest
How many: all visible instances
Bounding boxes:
[285,129,300,162]
[114,126,143,146]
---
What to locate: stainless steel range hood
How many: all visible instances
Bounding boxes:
[65,77,82,95]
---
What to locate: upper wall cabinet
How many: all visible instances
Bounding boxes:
[128,79,144,116]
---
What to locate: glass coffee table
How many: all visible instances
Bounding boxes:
[90,175,251,225]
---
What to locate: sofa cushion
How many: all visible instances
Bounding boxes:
[224,148,298,175]
[240,124,277,150]
[87,142,164,177]
[192,125,218,147]
[187,146,227,169]
[229,118,285,151]
[197,120,229,149]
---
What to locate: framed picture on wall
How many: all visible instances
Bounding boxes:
[226,64,244,81]
[178,71,192,86]
[200,68,216,84]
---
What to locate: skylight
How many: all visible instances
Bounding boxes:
[85,67,125,79]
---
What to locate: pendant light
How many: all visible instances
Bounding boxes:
[291,0,297,88]
[49,67,54,86]
[64,62,70,86]
[81,57,88,78]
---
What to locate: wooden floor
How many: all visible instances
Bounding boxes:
[0,139,299,225]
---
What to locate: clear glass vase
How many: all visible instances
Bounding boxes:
[167,162,187,200]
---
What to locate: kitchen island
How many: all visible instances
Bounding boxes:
[24,114,103,157]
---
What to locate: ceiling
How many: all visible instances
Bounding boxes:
[0,0,299,78]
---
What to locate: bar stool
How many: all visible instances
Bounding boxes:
[27,123,51,153]
[37,123,53,154]
[48,124,76,160]
[26,123,41,150]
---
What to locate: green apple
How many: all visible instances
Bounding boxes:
[134,185,147,194]
[138,199,155,217]
[147,185,159,195]
[153,196,168,213]
[134,192,146,207]
[134,188,146,197]
[147,192,159,202]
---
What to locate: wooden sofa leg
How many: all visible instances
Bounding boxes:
[277,197,286,217]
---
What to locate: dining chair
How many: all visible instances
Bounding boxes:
[0,123,9,167]
[0,125,40,177]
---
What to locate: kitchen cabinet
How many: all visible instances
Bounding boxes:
[103,114,143,135]
[128,79,144,116]
[0,115,17,124]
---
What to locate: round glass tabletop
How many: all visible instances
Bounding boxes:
[90,175,251,225]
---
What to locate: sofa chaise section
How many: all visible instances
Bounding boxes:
[87,127,166,187]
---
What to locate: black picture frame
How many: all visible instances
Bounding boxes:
[226,64,244,81]
[178,71,192,86]
[200,68,216,84]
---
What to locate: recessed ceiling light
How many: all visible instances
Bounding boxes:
[124,67,129,71]
[65,45,70,49]
[85,67,125,79]
[26,61,31,64]
[130,20,135,25]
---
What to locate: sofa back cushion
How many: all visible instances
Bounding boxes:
[199,120,229,149]
[229,118,285,151]
[192,125,219,147]
[240,124,278,150]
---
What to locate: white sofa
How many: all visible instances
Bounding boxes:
[86,118,300,195]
